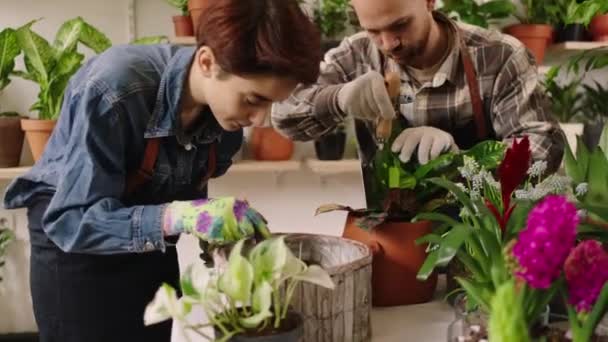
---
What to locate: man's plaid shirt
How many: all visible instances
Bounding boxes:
[272,12,565,172]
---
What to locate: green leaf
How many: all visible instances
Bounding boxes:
[416,249,439,281]
[11,70,36,82]
[219,240,254,303]
[599,123,608,160]
[249,236,288,285]
[292,265,334,289]
[437,224,472,266]
[582,282,608,339]
[0,28,20,91]
[583,204,608,223]
[463,141,505,170]
[584,148,608,207]
[53,18,84,57]
[428,178,479,227]
[415,233,443,246]
[131,35,169,45]
[456,277,491,312]
[76,18,112,54]
[414,153,455,180]
[251,280,272,314]
[16,20,54,85]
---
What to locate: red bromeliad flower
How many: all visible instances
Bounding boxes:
[486,136,532,232]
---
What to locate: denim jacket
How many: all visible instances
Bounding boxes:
[2,44,243,255]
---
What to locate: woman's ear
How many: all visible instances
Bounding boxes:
[195,46,217,77]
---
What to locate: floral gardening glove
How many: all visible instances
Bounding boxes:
[162,197,271,244]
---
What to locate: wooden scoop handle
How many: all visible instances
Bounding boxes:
[376,72,401,142]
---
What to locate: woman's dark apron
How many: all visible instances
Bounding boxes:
[28,138,216,342]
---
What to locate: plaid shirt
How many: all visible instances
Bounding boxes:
[271,12,565,172]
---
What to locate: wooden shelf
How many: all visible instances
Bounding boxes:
[170,36,196,46]
[0,166,30,180]
[544,41,608,64]
[305,159,361,175]
[227,160,301,173]
[0,162,302,181]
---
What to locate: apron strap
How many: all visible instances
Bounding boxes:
[125,138,161,196]
[124,139,218,196]
[458,36,489,140]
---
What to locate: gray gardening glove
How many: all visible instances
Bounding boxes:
[337,71,397,121]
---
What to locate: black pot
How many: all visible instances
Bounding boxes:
[314,131,346,160]
[214,311,303,342]
[583,119,606,150]
[555,24,589,42]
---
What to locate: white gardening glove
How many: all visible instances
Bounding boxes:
[337,71,396,121]
[391,126,459,164]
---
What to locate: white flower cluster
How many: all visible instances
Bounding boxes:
[514,175,573,201]
[458,156,480,181]
[527,160,548,178]
[575,182,588,197]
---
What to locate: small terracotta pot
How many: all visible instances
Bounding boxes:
[172,15,194,37]
[343,214,438,307]
[249,127,294,161]
[188,0,211,36]
[504,24,554,64]
[0,116,25,167]
[21,119,56,163]
[590,14,608,42]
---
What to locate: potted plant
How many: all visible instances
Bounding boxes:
[0,28,25,168]
[316,116,505,306]
[165,0,194,37]
[14,18,111,162]
[504,0,561,64]
[438,0,516,29]
[553,0,600,42]
[144,236,335,341]
[587,0,608,41]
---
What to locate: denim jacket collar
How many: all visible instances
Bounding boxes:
[144,46,222,145]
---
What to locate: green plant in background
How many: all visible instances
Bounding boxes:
[130,35,169,45]
[515,0,561,25]
[581,80,608,123]
[164,0,189,16]
[313,0,352,38]
[0,220,15,283]
[439,0,516,28]
[144,237,334,341]
[543,67,585,123]
[0,28,20,93]
[14,17,111,120]
[556,0,608,26]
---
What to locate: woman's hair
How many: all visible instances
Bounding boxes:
[196,0,321,84]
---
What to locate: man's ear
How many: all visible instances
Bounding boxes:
[196,46,218,77]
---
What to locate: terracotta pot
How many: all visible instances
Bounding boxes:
[21,119,56,163]
[249,127,294,161]
[343,214,438,307]
[504,24,554,64]
[188,0,211,36]
[172,15,194,37]
[590,14,608,42]
[0,116,25,167]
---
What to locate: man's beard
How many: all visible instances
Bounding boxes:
[386,42,425,65]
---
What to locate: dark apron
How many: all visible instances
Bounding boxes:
[28,137,217,342]
[355,33,493,209]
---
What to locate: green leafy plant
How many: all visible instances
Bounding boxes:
[439,0,516,28]
[130,35,169,45]
[514,0,561,25]
[0,28,21,93]
[543,67,585,123]
[564,0,608,26]
[14,17,111,120]
[164,0,189,16]
[316,121,504,230]
[581,80,608,123]
[144,236,334,342]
